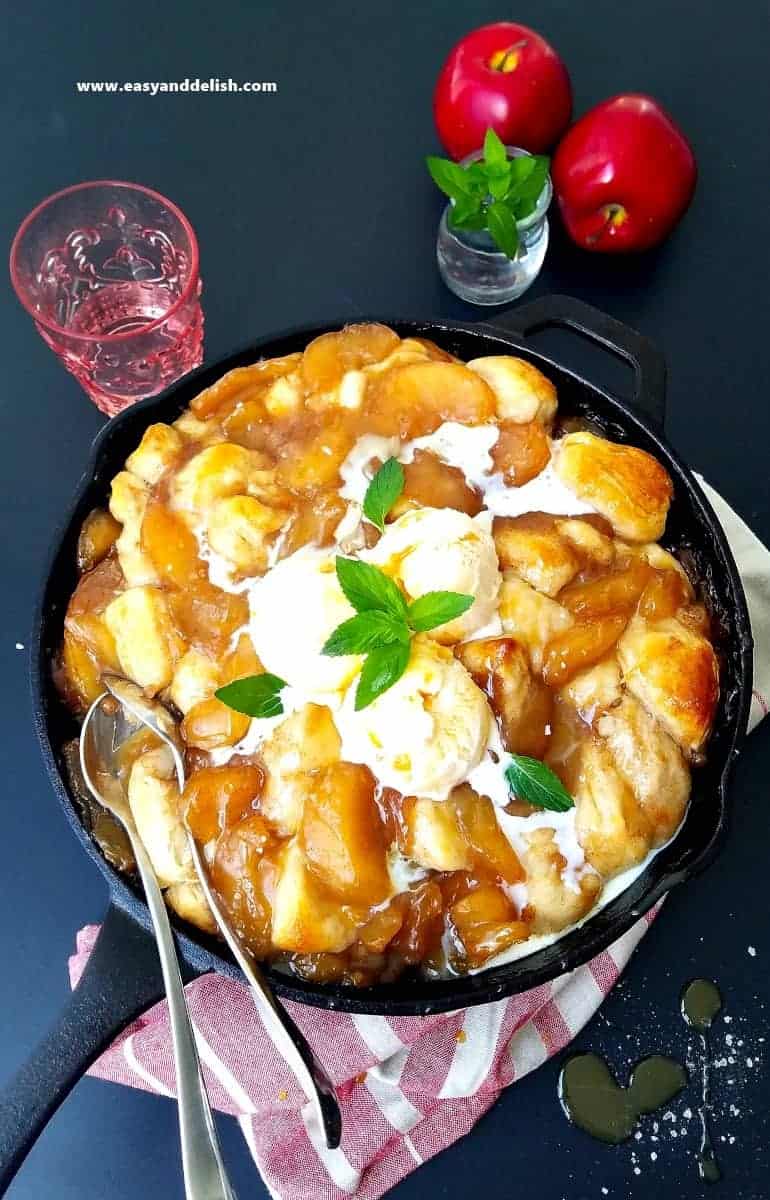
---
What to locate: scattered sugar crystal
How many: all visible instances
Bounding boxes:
[730,1104,741,1116]
[634,1131,642,1141]
[725,1034,734,1047]
[601,1189,609,1196]
[633,1168,641,1176]
[724,1015,732,1024]
[663,1112,675,1122]
[747,1057,754,1068]
[748,945,757,957]
[652,1122,659,1133]
[670,1130,678,1139]
[729,1136,736,1145]
[683,1108,692,1119]
[650,1152,658,1162]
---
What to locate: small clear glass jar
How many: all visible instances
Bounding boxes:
[436,146,552,306]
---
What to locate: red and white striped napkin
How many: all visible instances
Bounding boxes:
[68,481,769,1200]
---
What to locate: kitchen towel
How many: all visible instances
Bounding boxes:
[69,478,769,1200]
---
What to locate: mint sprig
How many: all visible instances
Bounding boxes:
[215,672,288,719]
[336,555,407,619]
[324,557,473,709]
[504,755,574,813]
[426,127,549,260]
[406,590,474,633]
[362,457,404,532]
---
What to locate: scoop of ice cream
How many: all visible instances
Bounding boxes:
[248,546,360,705]
[367,507,501,643]
[336,636,491,799]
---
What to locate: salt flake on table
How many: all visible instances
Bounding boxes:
[14,642,23,650]
[748,945,757,956]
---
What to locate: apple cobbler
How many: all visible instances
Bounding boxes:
[57,323,719,984]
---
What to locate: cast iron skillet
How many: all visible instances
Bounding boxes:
[0,295,753,1191]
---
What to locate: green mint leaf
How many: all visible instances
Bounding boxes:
[488,164,512,201]
[466,162,491,192]
[504,755,574,812]
[486,200,519,259]
[322,611,409,656]
[426,156,474,201]
[483,127,507,171]
[362,457,404,532]
[406,591,474,633]
[450,199,487,231]
[335,556,407,620]
[506,156,536,190]
[354,641,411,711]
[510,156,549,218]
[215,673,287,719]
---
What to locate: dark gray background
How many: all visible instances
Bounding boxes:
[1,1,769,1197]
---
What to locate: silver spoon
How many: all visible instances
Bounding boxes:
[102,674,343,1150]
[80,693,236,1200]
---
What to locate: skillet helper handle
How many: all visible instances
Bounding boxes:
[484,293,667,427]
[0,902,165,1195]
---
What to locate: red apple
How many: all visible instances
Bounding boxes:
[433,22,572,160]
[552,94,697,252]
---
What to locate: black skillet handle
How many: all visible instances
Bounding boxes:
[482,294,667,427]
[0,902,165,1194]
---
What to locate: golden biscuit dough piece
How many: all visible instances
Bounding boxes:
[104,586,185,694]
[206,495,286,574]
[173,411,226,447]
[127,747,193,888]
[561,658,623,722]
[617,614,719,756]
[165,882,217,934]
[557,518,615,568]
[466,356,558,424]
[168,443,273,519]
[596,695,690,846]
[494,516,580,597]
[499,573,573,671]
[260,704,342,836]
[571,738,652,877]
[554,431,673,542]
[168,647,221,715]
[125,423,183,486]
[109,471,159,587]
[520,828,601,935]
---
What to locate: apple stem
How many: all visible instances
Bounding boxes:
[489,39,528,73]
[586,204,628,245]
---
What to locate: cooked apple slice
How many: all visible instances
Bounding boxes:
[392,450,483,518]
[299,762,390,906]
[455,636,553,758]
[271,841,360,954]
[368,361,496,439]
[491,421,551,486]
[449,884,529,968]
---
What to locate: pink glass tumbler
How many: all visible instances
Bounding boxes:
[10,180,204,416]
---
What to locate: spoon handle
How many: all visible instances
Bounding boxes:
[186,839,342,1149]
[130,833,237,1200]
